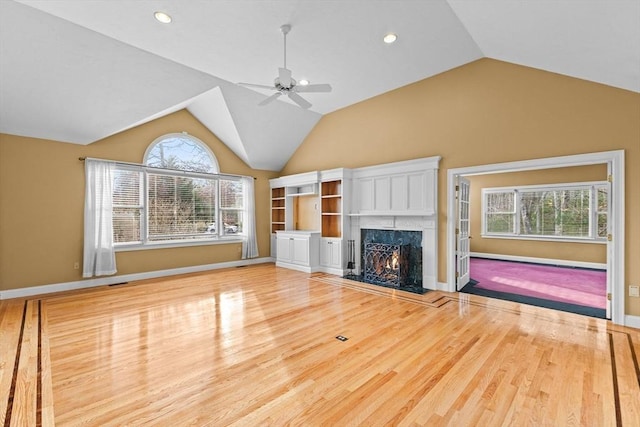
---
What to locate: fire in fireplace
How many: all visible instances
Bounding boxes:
[363,243,409,287]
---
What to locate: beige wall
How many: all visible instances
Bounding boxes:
[0,110,278,292]
[294,195,320,231]
[467,165,607,263]
[281,59,640,315]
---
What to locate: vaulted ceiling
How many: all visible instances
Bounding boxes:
[1,1,638,171]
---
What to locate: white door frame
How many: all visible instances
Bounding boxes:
[446,150,625,325]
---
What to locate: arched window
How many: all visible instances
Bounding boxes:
[111,133,249,247]
[144,133,219,173]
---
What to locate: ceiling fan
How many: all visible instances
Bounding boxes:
[238,24,332,109]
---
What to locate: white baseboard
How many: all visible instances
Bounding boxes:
[470,252,606,270]
[0,257,274,300]
[275,261,322,274]
[437,281,449,292]
[321,266,346,276]
[625,315,640,330]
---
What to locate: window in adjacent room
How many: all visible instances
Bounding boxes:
[112,133,246,248]
[482,182,608,242]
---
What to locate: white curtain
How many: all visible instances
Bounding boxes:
[83,159,117,277]
[241,176,259,259]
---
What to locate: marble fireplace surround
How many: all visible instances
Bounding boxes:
[348,215,438,290]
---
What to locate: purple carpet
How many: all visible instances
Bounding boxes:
[470,258,606,309]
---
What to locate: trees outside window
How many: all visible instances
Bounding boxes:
[483,182,608,241]
[112,134,245,247]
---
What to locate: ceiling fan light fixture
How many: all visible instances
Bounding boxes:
[237,24,332,109]
[154,11,172,24]
[383,33,397,44]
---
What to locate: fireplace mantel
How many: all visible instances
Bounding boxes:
[351,156,440,217]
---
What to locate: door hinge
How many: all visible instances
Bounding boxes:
[455,272,459,279]
[607,175,612,183]
[607,293,612,301]
[607,234,612,241]
[455,228,459,235]
[455,185,459,192]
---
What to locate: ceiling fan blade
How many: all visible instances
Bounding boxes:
[294,83,332,93]
[288,91,312,109]
[238,82,276,90]
[278,68,292,88]
[258,92,282,106]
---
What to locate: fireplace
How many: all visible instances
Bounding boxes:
[352,228,424,293]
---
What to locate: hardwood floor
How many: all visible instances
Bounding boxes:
[1,264,639,426]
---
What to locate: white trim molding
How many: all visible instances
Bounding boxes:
[624,315,640,330]
[0,257,273,300]
[447,150,625,325]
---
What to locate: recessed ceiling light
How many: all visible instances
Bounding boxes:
[299,79,310,86]
[383,33,397,44]
[154,11,172,24]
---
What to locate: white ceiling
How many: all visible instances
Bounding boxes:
[1,1,638,171]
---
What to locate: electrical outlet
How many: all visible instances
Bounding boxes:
[630,285,640,297]
[74,261,80,270]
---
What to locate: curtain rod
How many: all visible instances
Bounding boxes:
[78,157,256,180]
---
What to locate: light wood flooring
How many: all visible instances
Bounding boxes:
[1,264,639,426]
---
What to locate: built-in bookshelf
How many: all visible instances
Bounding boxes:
[321,180,342,238]
[271,187,285,233]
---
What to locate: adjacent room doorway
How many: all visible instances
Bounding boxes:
[446,150,625,323]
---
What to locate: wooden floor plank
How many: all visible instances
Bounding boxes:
[8,300,38,427]
[39,300,55,427]
[0,264,639,426]
[611,331,640,426]
[0,301,26,425]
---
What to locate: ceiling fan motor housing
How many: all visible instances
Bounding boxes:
[275,77,296,91]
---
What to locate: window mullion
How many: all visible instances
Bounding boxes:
[142,170,148,245]
[514,190,520,235]
[589,185,595,239]
[216,178,221,237]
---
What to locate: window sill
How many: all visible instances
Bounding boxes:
[115,237,244,252]
[480,234,606,244]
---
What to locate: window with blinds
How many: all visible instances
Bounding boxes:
[482,182,608,241]
[113,168,143,244]
[219,179,244,236]
[110,133,246,247]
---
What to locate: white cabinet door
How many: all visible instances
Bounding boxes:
[320,239,332,266]
[276,236,292,262]
[270,234,278,258]
[329,240,342,268]
[320,238,342,269]
[291,237,310,265]
[275,232,320,273]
